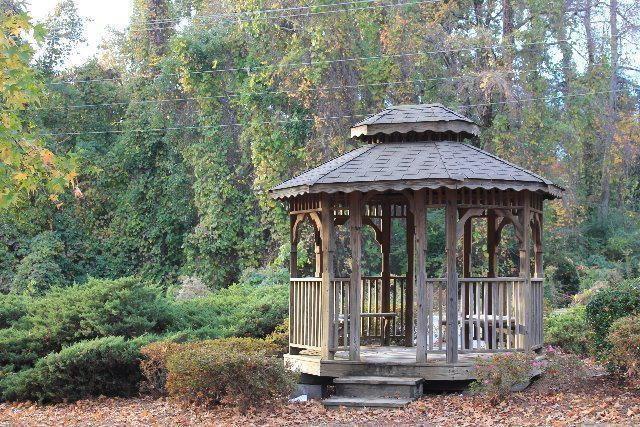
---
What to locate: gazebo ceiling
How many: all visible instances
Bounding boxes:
[351,104,481,139]
[269,104,564,200]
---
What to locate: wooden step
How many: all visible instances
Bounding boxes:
[333,376,424,398]
[334,376,423,386]
[322,396,413,409]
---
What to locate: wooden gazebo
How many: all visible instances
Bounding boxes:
[270,104,563,384]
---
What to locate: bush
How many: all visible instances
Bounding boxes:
[140,337,285,403]
[470,352,537,405]
[139,340,182,397]
[607,315,640,386]
[171,281,288,339]
[550,257,580,306]
[0,293,28,329]
[544,305,591,355]
[11,231,65,294]
[535,346,587,393]
[586,279,640,355]
[0,276,172,370]
[1,336,147,403]
[165,338,295,411]
[265,319,289,356]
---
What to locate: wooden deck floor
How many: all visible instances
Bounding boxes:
[285,346,492,380]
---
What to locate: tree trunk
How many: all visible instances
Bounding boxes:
[599,0,619,219]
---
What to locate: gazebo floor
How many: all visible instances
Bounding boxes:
[285,346,494,381]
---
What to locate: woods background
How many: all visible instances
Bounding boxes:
[1,0,639,295]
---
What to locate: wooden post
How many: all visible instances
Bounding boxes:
[462,210,472,278]
[445,188,459,364]
[320,193,335,360]
[485,210,498,348]
[519,192,532,352]
[461,209,471,349]
[405,209,415,347]
[381,201,392,346]
[487,210,497,278]
[534,214,543,279]
[314,228,322,278]
[348,192,362,361]
[290,214,298,278]
[414,189,428,362]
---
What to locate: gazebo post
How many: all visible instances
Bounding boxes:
[290,214,298,278]
[404,209,415,347]
[534,214,543,279]
[462,211,472,278]
[320,193,336,360]
[461,209,472,349]
[381,201,392,346]
[348,192,363,361]
[519,192,532,352]
[414,189,428,362]
[487,210,497,277]
[314,228,322,277]
[445,188,459,364]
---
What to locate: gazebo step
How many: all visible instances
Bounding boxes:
[333,376,424,399]
[322,396,413,409]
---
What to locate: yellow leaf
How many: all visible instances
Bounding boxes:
[13,172,28,182]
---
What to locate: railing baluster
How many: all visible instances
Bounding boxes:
[483,281,489,350]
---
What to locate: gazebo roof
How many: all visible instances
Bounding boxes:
[270,141,563,199]
[270,104,563,200]
[351,104,481,139]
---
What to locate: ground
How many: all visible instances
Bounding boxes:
[1,365,639,426]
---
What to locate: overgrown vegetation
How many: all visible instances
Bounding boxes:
[0,271,288,403]
[140,337,296,411]
[1,0,639,408]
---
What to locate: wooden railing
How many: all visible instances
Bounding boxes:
[360,276,407,343]
[289,278,323,349]
[290,276,544,354]
[531,278,544,348]
[457,278,528,352]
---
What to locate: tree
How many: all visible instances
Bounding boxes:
[0,6,77,209]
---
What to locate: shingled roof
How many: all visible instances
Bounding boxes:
[351,104,481,138]
[269,141,563,199]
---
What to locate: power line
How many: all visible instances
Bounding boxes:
[38,62,608,112]
[40,89,626,138]
[131,0,434,31]
[48,38,570,86]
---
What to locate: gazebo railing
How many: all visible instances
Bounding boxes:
[429,277,544,353]
[289,278,323,349]
[289,276,543,354]
[360,276,407,342]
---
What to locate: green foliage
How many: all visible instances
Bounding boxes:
[0,6,77,208]
[1,336,145,403]
[11,231,65,294]
[544,305,591,355]
[470,352,537,405]
[0,276,172,370]
[164,338,295,411]
[170,279,288,339]
[0,293,27,329]
[550,257,581,306]
[607,315,640,386]
[585,279,640,355]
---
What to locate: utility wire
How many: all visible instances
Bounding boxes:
[131,0,435,31]
[48,38,573,86]
[40,89,628,138]
[37,62,612,112]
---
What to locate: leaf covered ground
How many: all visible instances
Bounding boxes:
[1,366,639,426]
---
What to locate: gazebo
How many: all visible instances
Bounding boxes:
[270,104,562,395]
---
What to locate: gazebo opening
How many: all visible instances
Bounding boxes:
[270,104,562,378]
